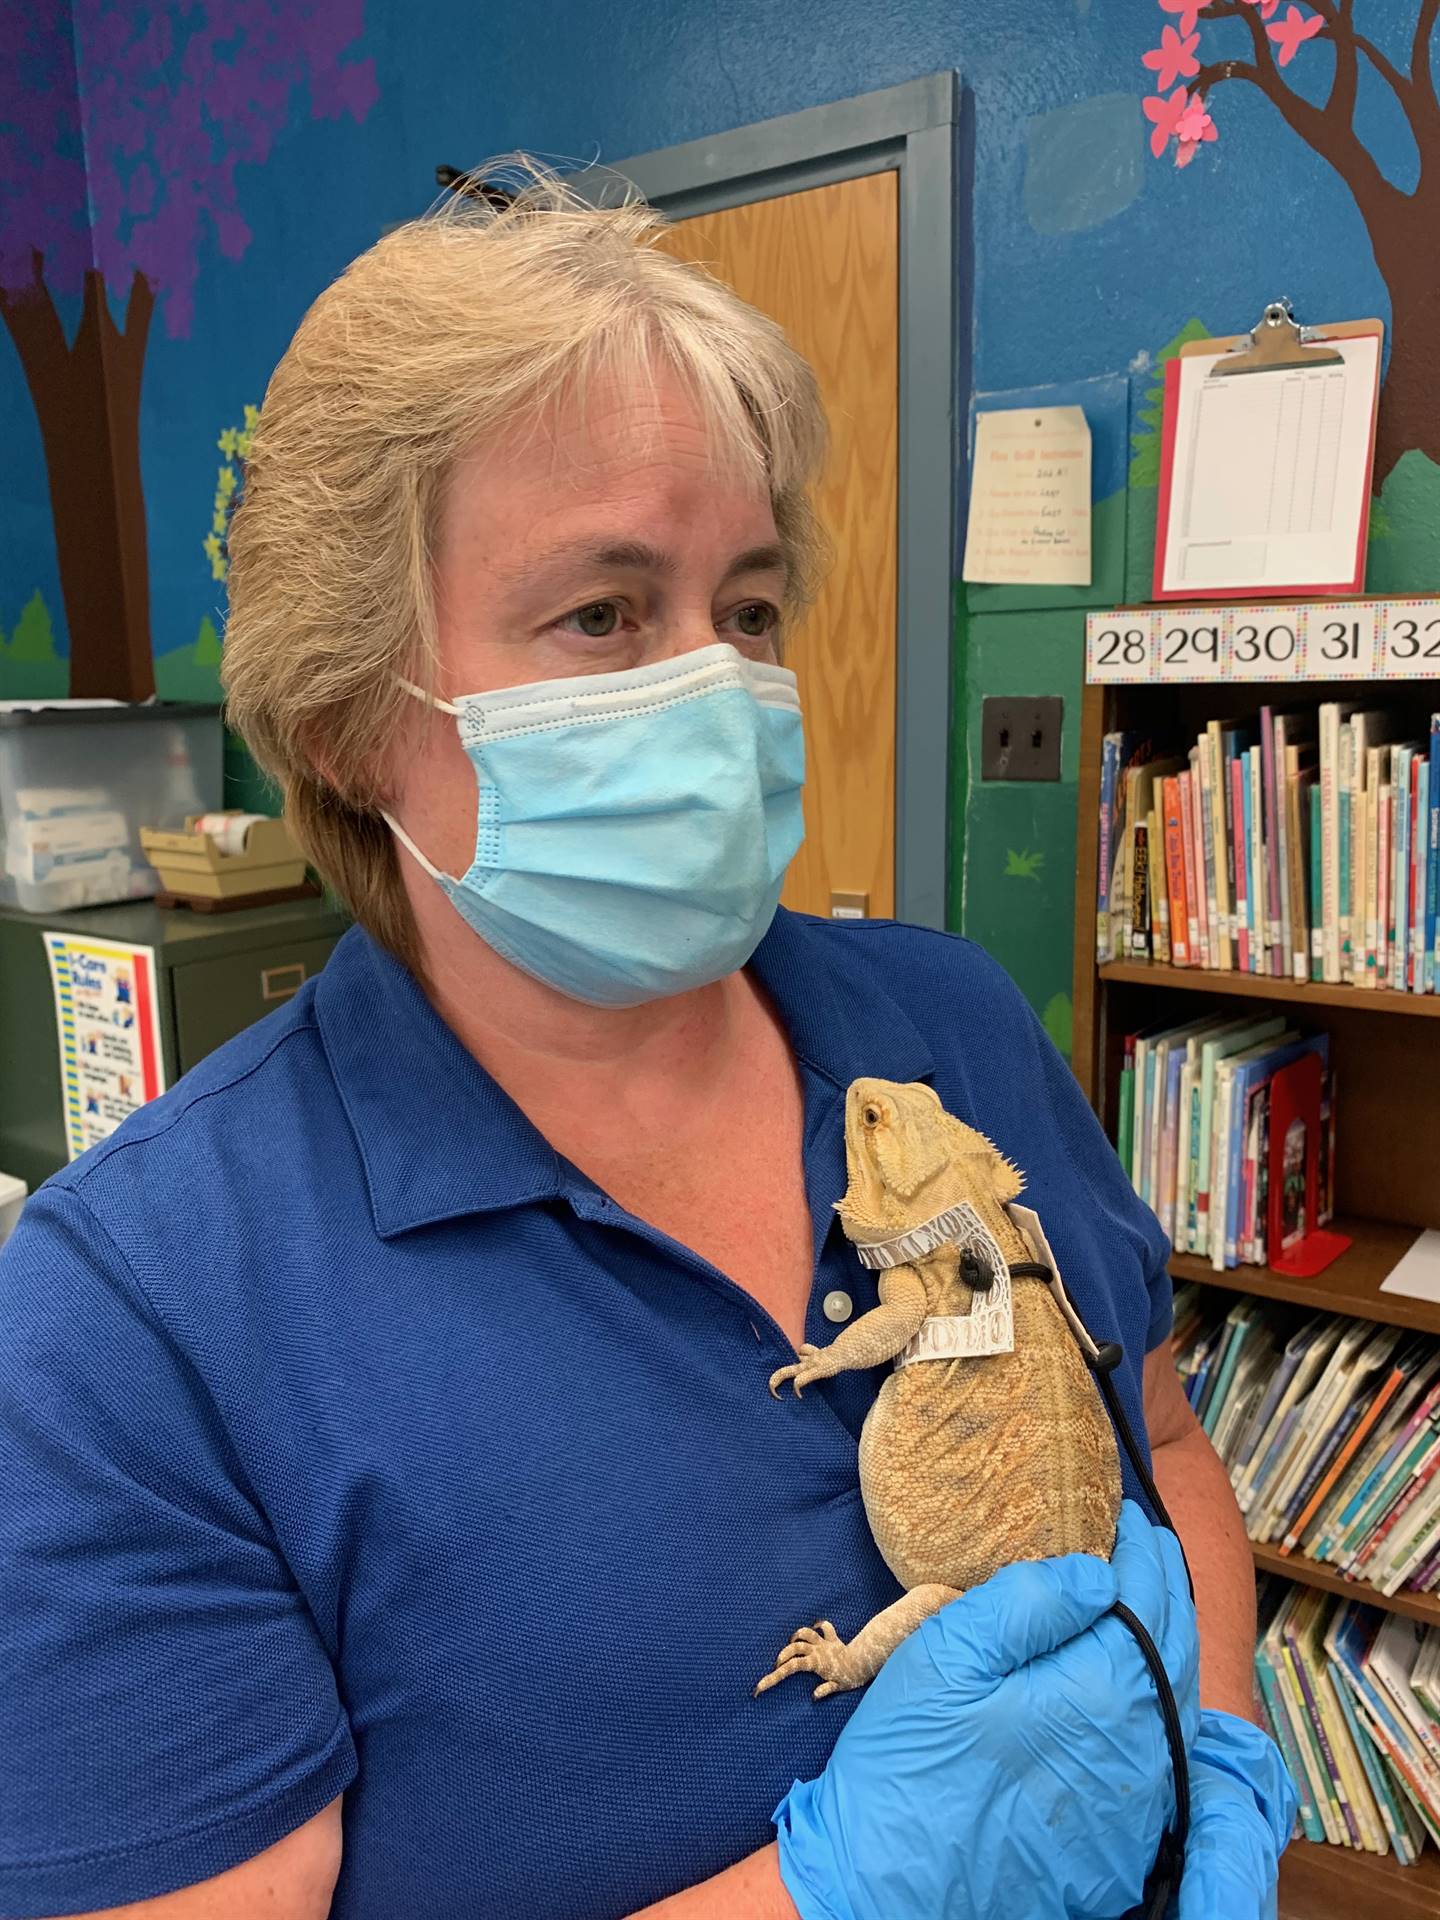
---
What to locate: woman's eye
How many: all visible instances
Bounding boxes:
[730,602,778,639]
[569,601,622,638]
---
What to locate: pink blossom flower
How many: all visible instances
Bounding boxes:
[1143,85,1194,158]
[1142,25,1201,92]
[1174,100,1217,164]
[1267,4,1324,64]
[1175,100,1216,143]
[1160,0,1213,36]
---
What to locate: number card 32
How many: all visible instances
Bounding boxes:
[1382,602,1440,677]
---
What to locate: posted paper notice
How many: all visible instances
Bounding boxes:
[44,933,166,1160]
[963,404,1092,586]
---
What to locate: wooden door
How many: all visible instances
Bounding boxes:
[661,174,899,918]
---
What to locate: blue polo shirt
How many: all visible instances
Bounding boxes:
[0,911,1172,1919]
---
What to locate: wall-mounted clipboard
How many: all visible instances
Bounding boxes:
[1153,303,1385,602]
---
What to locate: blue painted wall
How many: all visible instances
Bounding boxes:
[4,1,1437,1037]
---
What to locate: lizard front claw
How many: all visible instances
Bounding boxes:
[753,1620,860,1700]
[768,1344,829,1399]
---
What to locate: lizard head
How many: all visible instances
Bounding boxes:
[837,1077,1024,1237]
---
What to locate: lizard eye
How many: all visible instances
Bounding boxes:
[862,1104,882,1128]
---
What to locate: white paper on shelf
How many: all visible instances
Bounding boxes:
[1159,335,1380,595]
[1378,1229,1440,1304]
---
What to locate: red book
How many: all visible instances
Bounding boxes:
[1163,775,1190,966]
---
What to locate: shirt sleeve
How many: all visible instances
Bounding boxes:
[0,1185,356,1917]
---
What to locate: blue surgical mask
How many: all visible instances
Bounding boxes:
[385,643,806,1007]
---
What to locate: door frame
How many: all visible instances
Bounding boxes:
[587,73,969,931]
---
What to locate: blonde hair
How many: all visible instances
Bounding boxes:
[222,159,829,969]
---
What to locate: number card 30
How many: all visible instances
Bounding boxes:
[1229,609,1304,683]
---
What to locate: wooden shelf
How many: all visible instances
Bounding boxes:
[1280,1835,1440,1919]
[1251,1543,1440,1631]
[1076,683,1440,1918]
[1170,1218,1436,1334]
[1100,957,1440,1018]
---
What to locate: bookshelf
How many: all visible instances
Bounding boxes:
[1072,674,1440,1920]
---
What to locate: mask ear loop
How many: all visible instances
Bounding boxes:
[395,674,460,716]
[381,676,463,880]
[383,811,449,884]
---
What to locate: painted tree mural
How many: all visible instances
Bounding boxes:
[1138,0,1440,481]
[0,2,376,700]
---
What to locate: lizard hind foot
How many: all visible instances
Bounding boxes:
[753,1620,865,1701]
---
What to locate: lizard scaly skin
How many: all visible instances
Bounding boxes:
[756,1076,1123,1700]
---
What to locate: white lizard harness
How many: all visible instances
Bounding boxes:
[848,1200,1105,1370]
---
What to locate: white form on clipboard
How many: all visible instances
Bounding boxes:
[1154,309,1383,602]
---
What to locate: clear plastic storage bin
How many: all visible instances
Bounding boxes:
[0,704,223,913]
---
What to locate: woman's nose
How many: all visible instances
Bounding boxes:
[644,618,729,665]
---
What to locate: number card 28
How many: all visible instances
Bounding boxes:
[1086,612,1153,683]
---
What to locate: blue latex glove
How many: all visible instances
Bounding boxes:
[1174,1710,1298,1920]
[774,1501,1199,1920]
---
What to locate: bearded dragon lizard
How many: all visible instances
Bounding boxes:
[756,1076,1122,1700]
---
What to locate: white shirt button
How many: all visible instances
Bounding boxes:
[822,1290,853,1324]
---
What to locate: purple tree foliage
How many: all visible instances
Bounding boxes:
[0,1,377,697]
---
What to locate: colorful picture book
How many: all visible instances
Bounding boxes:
[1096,706,1440,993]
[1174,1287,1440,1597]
[1256,1576,1439,1861]
[1117,1015,1334,1269]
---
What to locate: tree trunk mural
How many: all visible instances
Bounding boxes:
[0,255,155,701]
[1146,0,1440,485]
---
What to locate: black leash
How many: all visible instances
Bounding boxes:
[1008,1262,1193,1920]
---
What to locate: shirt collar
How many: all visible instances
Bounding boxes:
[316,911,934,1239]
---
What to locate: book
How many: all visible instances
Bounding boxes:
[1428,712,1440,993]
[1249,745,1266,978]
[1207,720,1233,970]
[1256,1600,1325,1842]
[1283,1328,1405,1552]
[1148,801,1169,963]
[1163,774,1190,967]
[1320,702,1346,984]
[1097,731,1151,962]
[1179,765,1201,968]
[1310,779,1323,983]
[1232,752,1250,974]
[1420,752,1436,998]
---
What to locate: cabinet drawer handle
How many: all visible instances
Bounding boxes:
[261,962,307,1002]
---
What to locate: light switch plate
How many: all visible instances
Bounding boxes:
[980,696,1063,782]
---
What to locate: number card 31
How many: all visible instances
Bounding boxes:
[1307,604,1379,680]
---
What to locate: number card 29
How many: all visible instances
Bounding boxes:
[1155,611,1225,682]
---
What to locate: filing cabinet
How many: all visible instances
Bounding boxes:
[0,894,349,1190]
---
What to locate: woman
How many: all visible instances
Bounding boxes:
[0,168,1291,1919]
